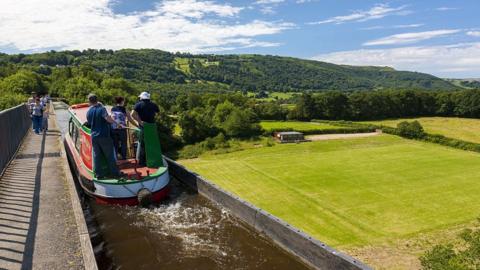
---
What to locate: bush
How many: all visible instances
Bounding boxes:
[420,219,480,270]
[178,133,230,159]
[397,121,425,139]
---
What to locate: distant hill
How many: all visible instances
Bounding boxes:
[446,78,480,89]
[0,49,458,92]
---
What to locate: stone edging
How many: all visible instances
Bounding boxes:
[165,157,371,270]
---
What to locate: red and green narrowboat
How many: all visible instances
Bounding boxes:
[64,103,170,206]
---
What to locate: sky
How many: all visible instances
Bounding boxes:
[0,0,479,78]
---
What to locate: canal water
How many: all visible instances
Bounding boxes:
[53,102,310,270]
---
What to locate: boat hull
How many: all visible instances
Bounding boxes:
[64,133,170,206]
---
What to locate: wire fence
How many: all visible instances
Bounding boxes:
[0,104,31,175]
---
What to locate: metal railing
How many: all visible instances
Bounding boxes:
[0,104,31,175]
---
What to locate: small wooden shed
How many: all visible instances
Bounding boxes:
[274,131,305,143]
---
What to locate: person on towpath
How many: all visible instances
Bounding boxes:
[29,97,44,135]
[86,93,123,179]
[111,96,138,160]
[131,92,159,166]
[40,95,49,132]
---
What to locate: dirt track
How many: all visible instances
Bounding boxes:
[306,132,380,141]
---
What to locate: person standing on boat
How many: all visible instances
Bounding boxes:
[111,96,137,160]
[29,97,44,135]
[131,92,159,166]
[86,93,121,178]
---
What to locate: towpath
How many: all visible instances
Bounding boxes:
[0,105,88,269]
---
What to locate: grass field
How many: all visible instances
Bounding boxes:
[179,135,480,266]
[361,117,480,143]
[247,91,297,101]
[260,120,342,131]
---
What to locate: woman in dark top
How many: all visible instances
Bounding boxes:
[110,96,137,160]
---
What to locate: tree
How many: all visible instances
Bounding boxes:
[0,70,46,95]
[397,121,425,139]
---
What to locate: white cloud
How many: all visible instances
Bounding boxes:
[436,7,459,11]
[254,0,285,15]
[255,0,284,4]
[363,29,460,46]
[296,0,316,3]
[308,4,409,25]
[312,43,480,77]
[0,0,293,53]
[361,23,423,30]
[467,31,480,37]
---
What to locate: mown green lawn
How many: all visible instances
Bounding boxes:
[361,117,480,143]
[179,135,480,250]
[260,120,341,131]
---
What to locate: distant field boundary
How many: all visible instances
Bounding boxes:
[263,120,376,136]
[317,119,480,153]
[166,157,371,270]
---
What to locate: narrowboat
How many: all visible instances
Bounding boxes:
[64,103,170,206]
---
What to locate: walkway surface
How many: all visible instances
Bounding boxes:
[0,110,84,269]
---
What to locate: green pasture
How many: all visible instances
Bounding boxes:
[260,120,343,132]
[361,117,480,143]
[179,135,480,249]
[174,57,191,74]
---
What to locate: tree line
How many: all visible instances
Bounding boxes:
[284,90,480,121]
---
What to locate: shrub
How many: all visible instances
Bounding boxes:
[397,120,425,139]
[420,219,480,270]
[178,133,230,159]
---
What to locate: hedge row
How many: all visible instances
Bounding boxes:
[381,126,480,153]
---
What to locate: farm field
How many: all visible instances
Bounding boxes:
[179,135,480,268]
[260,120,343,131]
[247,91,298,101]
[361,117,480,143]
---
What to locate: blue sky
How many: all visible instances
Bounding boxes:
[0,0,479,77]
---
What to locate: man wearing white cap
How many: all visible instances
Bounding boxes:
[131,92,160,166]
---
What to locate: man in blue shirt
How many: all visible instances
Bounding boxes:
[86,94,121,178]
[131,92,160,166]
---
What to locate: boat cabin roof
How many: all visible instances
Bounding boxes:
[69,103,90,125]
[70,103,114,126]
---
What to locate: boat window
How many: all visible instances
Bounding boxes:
[73,126,81,151]
[68,119,73,136]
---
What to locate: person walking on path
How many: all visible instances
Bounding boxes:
[40,95,49,132]
[29,97,44,135]
[131,92,159,166]
[111,96,137,160]
[86,93,122,179]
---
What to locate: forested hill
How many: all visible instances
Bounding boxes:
[0,49,457,92]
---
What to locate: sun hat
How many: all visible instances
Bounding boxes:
[87,93,98,103]
[138,92,150,100]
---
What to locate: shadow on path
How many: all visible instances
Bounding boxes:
[0,131,45,270]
